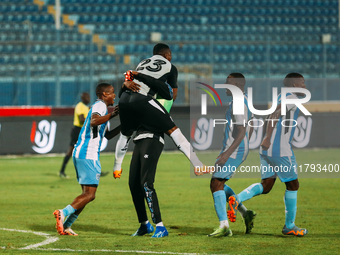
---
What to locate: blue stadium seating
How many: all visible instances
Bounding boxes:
[0,0,339,106]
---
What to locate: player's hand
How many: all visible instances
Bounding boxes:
[261,137,271,151]
[113,169,122,179]
[110,105,119,118]
[123,81,140,92]
[216,152,230,166]
[124,70,134,81]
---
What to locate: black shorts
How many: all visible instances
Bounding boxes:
[119,91,176,136]
[70,126,81,146]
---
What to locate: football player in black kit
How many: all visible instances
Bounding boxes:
[113,44,207,237]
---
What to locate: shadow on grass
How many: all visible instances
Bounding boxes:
[45,172,77,178]
[246,232,285,238]
[74,224,127,235]
[242,231,340,238]
[167,225,298,238]
[165,225,251,236]
[167,225,209,236]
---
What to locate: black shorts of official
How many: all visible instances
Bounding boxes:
[119,91,176,136]
[70,126,81,146]
[129,136,164,224]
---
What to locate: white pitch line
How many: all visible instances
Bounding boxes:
[115,250,202,255]
[17,247,230,255]
[0,228,231,255]
[33,248,202,254]
[0,228,59,250]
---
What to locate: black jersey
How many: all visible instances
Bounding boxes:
[135,55,178,98]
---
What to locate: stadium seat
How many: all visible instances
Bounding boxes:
[1,0,339,106]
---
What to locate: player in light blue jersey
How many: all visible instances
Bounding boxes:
[228,73,308,237]
[53,83,120,236]
[208,73,256,237]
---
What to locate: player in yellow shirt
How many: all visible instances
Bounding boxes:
[59,92,90,178]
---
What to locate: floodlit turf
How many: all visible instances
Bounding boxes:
[0,148,339,254]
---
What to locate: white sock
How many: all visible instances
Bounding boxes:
[219,220,229,229]
[238,204,247,218]
[170,129,203,168]
[113,133,131,171]
[156,222,164,227]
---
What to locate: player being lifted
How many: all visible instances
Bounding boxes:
[228,73,308,237]
[113,43,205,179]
[208,73,256,237]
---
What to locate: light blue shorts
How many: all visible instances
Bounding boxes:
[260,154,298,182]
[212,157,243,180]
[73,157,101,186]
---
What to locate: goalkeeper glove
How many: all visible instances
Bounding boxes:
[124,70,134,81]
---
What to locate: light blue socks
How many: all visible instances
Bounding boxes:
[224,184,245,207]
[224,184,236,199]
[213,190,227,221]
[284,190,298,229]
[62,204,76,217]
[237,183,264,203]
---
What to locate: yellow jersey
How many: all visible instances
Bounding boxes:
[73,102,89,127]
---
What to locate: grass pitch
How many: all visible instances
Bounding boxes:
[0,148,339,254]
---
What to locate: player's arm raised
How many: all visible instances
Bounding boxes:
[123,70,173,100]
[216,124,246,166]
[261,105,281,150]
[135,72,173,100]
[90,105,119,127]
